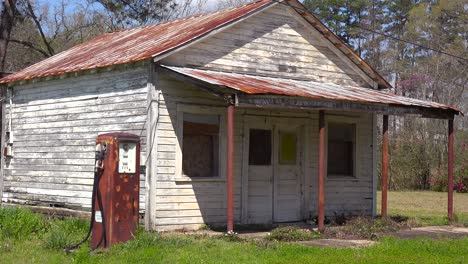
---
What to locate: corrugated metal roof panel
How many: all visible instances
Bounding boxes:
[162,65,461,114]
[0,0,391,88]
[0,0,273,84]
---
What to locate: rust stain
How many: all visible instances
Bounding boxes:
[163,65,462,114]
[0,0,273,84]
[0,0,391,89]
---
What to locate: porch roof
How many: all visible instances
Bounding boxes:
[161,65,462,119]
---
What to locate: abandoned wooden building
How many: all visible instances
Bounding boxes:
[0,0,461,232]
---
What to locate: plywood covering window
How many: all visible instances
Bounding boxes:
[327,123,356,177]
[249,129,272,165]
[182,113,220,177]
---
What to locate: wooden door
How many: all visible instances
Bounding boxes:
[273,124,303,222]
[244,118,273,224]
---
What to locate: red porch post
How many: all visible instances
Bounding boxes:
[227,104,235,232]
[448,119,454,222]
[381,115,389,218]
[318,110,325,232]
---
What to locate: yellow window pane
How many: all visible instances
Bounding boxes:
[279,132,296,165]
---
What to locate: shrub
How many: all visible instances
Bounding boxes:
[340,217,400,240]
[428,168,447,192]
[266,226,320,242]
[0,207,49,239]
[44,218,88,249]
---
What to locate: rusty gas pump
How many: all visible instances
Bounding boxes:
[92,133,140,249]
[70,133,140,250]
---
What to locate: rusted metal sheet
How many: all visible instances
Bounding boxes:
[0,0,274,84]
[1,0,392,89]
[162,66,462,114]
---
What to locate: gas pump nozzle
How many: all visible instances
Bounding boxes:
[95,143,106,172]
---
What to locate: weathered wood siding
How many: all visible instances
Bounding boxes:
[162,4,376,88]
[1,66,148,212]
[149,73,375,231]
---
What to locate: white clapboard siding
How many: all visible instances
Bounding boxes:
[150,72,375,231]
[162,4,375,88]
[2,66,149,213]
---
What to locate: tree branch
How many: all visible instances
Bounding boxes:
[26,0,55,56]
[9,39,50,57]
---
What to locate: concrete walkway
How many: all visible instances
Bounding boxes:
[393,226,468,239]
[183,225,468,249]
[298,239,376,248]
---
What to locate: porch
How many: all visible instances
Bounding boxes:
[155,65,462,232]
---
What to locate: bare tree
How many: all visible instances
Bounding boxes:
[0,0,17,72]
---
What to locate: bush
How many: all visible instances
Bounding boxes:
[0,207,49,239]
[428,168,447,192]
[266,226,320,242]
[44,218,88,249]
[340,217,400,240]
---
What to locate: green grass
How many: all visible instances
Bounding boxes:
[1,232,468,263]
[377,191,468,226]
[1,191,468,263]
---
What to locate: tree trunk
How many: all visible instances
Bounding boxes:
[0,0,16,73]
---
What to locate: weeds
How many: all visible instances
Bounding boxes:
[0,207,49,240]
[266,226,320,242]
[44,218,88,249]
[329,217,401,240]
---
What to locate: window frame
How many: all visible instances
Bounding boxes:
[325,116,360,179]
[175,104,226,182]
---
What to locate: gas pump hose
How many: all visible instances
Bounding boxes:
[65,167,107,251]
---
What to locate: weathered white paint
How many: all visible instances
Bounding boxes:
[1,66,149,212]
[162,4,377,88]
[148,72,375,231]
[0,3,380,230]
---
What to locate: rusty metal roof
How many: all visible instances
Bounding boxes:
[1,0,391,88]
[162,65,461,114]
[0,0,274,84]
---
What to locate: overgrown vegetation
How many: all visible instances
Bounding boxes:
[267,226,321,242]
[1,203,468,263]
[0,207,48,239]
[44,218,89,250]
[326,217,401,240]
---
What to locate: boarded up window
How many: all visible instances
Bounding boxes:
[279,131,296,165]
[327,123,355,177]
[183,113,219,177]
[249,129,271,165]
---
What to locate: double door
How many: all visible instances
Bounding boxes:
[243,117,305,224]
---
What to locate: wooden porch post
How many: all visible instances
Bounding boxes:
[318,110,325,232]
[227,104,235,232]
[448,119,454,222]
[381,115,389,218]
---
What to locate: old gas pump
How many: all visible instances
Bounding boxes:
[91,133,141,249]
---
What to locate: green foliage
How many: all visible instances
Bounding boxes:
[44,218,88,249]
[93,0,177,26]
[266,226,320,242]
[0,207,49,240]
[428,131,468,193]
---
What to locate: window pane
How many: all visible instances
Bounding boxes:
[328,123,355,176]
[249,129,272,165]
[279,131,296,165]
[183,113,219,177]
